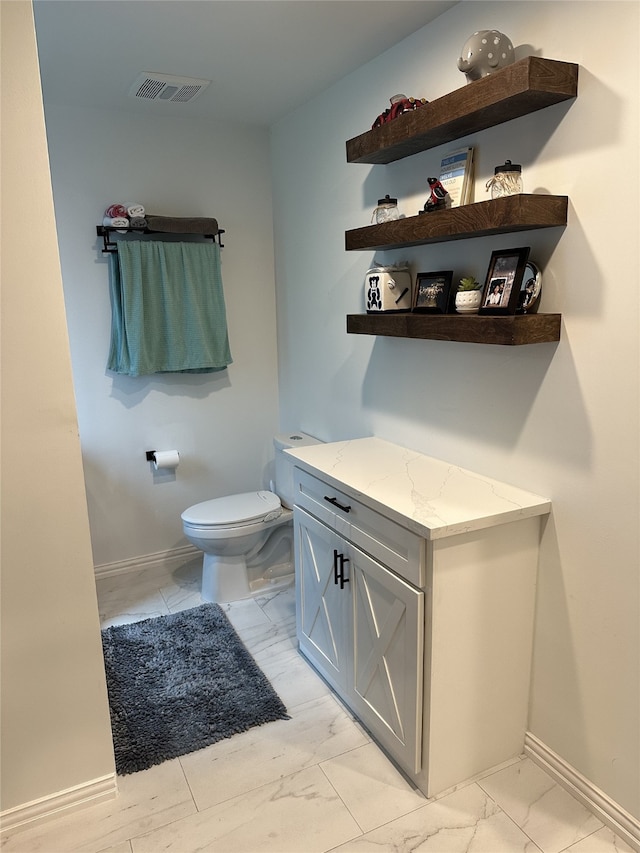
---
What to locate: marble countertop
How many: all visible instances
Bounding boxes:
[286,437,551,540]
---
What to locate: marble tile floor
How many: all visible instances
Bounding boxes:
[2,560,633,853]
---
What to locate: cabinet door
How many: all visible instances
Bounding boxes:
[349,545,424,775]
[294,507,348,692]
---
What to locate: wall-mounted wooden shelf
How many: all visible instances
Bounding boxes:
[345,194,568,251]
[346,313,561,346]
[344,55,577,348]
[346,57,578,165]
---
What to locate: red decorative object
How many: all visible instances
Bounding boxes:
[419,178,449,214]
[372,94,428,129]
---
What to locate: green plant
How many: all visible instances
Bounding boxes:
[458,276,481,291]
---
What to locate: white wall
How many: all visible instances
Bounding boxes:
[271,0,639,820]
[0,0,115,812]
[42,106,281,567]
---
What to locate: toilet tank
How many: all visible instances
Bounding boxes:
[274,432,323,509]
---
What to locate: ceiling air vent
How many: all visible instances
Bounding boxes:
[129,73,211,104]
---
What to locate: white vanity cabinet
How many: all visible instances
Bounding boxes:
[294,475,424,774]
[288,438,552,798]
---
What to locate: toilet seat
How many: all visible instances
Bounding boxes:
[181,490,283,529]
[182,509,292,543]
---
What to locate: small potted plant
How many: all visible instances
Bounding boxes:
[455,276,482,313]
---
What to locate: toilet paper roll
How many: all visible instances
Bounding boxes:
[153,450,180,471]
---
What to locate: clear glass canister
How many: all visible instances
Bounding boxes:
[486,160,523,199]
[372,194,400,223]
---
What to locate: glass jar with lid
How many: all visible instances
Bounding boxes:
[371,194,400,224]
[486,160,523,199]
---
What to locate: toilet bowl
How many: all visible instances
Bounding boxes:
[181,432,321,603]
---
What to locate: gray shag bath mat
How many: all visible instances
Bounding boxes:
[101,603,289,775]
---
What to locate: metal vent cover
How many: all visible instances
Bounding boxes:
[129,73,211,103]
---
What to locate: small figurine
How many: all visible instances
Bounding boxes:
[372,94,428,129]
[419,178,449,214]
[457,30,515,83]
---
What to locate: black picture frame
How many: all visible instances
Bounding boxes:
[412,270,453,313]
[479,247,530,315]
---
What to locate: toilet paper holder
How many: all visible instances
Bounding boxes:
[145,449,180,470]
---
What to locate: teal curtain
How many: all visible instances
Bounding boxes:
[107,240,232,377]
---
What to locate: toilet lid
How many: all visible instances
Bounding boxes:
[181,490,282,527]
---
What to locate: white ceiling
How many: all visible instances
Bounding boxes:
[33,0,458,127]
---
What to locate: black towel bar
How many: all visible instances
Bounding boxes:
[96,225,225,253]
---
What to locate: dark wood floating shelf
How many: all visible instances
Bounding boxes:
[346,57,579,164]
[345,194,568,251]
[346,313,562,346]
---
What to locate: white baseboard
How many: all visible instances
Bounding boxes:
[0,773,117,833]
[94,544,200,579]
[525,732,640,852]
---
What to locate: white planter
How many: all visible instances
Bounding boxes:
[455,290,482,314]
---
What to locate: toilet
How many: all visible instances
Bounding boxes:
[181,432,321,603]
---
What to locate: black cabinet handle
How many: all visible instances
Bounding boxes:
[324,495,351,513]
[332,550,350,589]
[335,553,350,590]
[338,555,350,589]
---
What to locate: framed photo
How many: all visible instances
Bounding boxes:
[412,270,453,313]
[479,247,530,315]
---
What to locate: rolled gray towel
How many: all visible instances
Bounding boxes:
[129,216,147,228]
[145,215,219,235]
